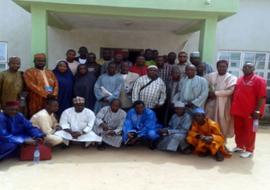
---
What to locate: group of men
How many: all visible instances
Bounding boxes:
[0,48,267,162]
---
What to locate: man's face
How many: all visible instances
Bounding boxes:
[111,101,120,113]
[74,103,85,112]
[47,101,59,113]
[144,50,153,60]
[185,66,196,78]
[194,113,205,125]
[217,62,228,75]
[4,106,19,117]
[243,63,255,76]
[171,70,180,81]
[174,107,185,116]
[79,48,88,57]
[147,68,158,79]
[168,52,176,63]
[114,54,123,63]
[66,51,76,61]
[9,59,21,72]
[34,57,46,69]
[103,50,112,61]
[121,62,129,74]
[197,63,205,75]
[107,64,116,75]
[156,57,165,67]
[190,57,201,66]
[88,54,96,63]
[135,104,144,115]
[178,53,187,64]
[136,56,145,66]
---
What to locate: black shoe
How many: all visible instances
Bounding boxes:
[215,151,224,162]
[96,143,106,151]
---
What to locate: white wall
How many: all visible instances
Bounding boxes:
[216,0,270,52]
[47,27,192,69]
[0,0,31,71]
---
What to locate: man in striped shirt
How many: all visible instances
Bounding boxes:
[132,65,166,124]
[156,56,173,85]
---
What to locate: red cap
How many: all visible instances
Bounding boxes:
[5,101,20,108]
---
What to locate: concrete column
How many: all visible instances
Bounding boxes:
[30,5,48,63]
[199,17,218,64]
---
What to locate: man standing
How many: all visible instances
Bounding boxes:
[0,101,44,160]
[101,52,124,74]
[190,51,214,75]
[94,62,124,113]
[31,96,63,146]
[174,51,188,79]
[55,97,102,148]
[173,64,208,109]
[119,62,139,110]
[132,65,166,123]
[24,53,58,117]
[122,101,161,149]
[97,49,113,66]
[205,60,237,138]
[156,56,173,85]
[94,99,126,149]
[186,108,231,161]
[75,46,89,64]
[231,63,266,158]
[0,57,24,109]
[129,56,148,76]
[65,49,79,75]
[157,101,192,152]
[144,49,156,66]
[167,52,177,65]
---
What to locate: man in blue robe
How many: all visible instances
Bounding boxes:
[157,101,192,152]
[94,62,124,113]
[122,101,161,149]
[0,101,44,160]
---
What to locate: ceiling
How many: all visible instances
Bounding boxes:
[49,12,202,34]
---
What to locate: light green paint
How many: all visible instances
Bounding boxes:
[14,0,239,66]
[31,5,48,59]
[199,17,218,64]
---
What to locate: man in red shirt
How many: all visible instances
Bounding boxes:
[231,63,266,158]
[129,56,147,76]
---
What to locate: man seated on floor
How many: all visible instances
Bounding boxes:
[31,96,63,147]
[157,101,192,153]
[55,97,102,148]
[186,108,231,161]
[122,100,161,149]
[94,99,126,149]
[0,101,44,160]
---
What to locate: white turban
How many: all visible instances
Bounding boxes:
[174,101,185,108]
[147,65,158,70]
[190,51,200,58]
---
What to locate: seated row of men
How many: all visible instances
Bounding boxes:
[0,96,230,162]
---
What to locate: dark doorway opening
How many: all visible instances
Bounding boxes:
[100,47,143,65]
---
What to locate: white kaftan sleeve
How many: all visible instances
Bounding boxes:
[59,110,71,130]
[83,110,96,133]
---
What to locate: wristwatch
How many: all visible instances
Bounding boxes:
[255,110,260,114]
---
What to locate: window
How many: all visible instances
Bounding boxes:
[0,42,8,71]
[218,50,270,103]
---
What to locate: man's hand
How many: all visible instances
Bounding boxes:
[71,131,82,139]
[158,128,168,136]
[128,132,136,139]
[252,111,260,119]
[54,125,62,131]
[208,91,216,100]
[100,123,109,131]
[106,130,116,136]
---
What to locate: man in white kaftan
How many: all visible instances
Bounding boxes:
[55,97,102,147]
